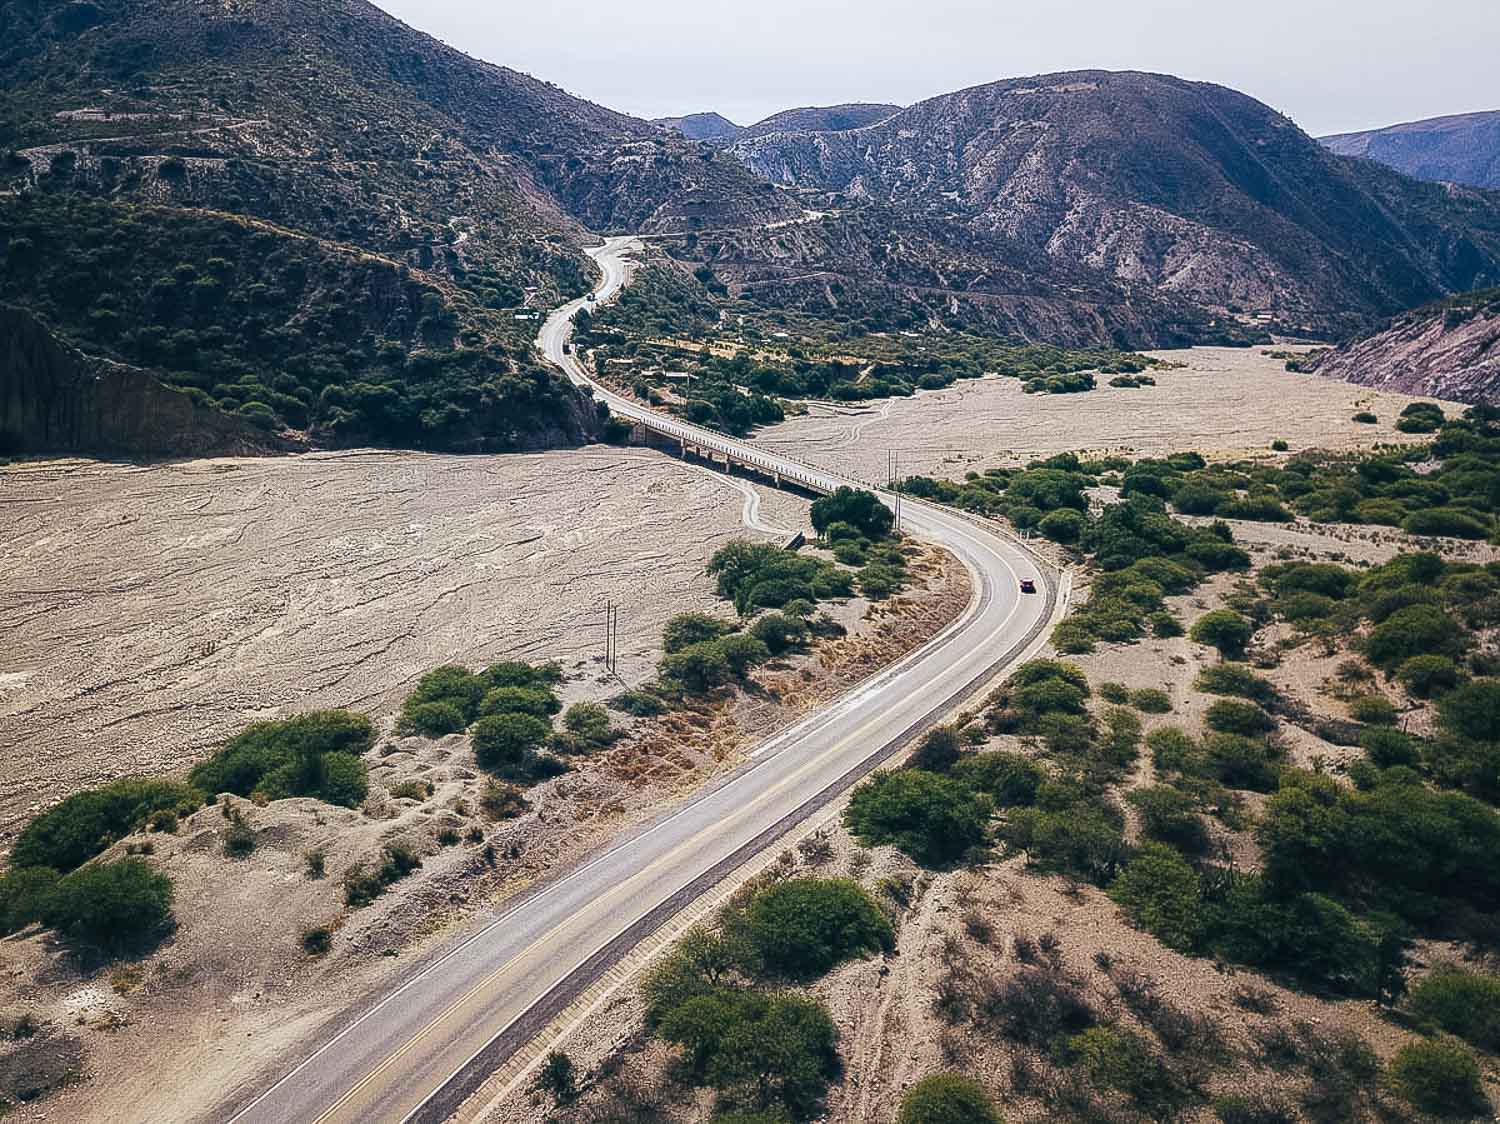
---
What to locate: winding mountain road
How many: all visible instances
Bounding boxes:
[218,238,1059,1124]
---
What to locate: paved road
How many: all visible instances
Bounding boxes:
[218,239,1054,1124]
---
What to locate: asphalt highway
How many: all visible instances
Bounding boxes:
[216,237,1055,1124]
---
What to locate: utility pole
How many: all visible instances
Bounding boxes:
[887,449,902,533]
[604,601,618,673]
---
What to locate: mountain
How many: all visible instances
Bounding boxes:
[1322,111,1500,190]
[727,71,1500,337]
[1306,287,1500,405]
[652,112,744,142]
[0,0,797,455]
[740,103,902,140]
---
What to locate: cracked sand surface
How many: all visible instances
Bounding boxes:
[0,447,807,847]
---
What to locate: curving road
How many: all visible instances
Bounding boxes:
[218,238,1057,1124]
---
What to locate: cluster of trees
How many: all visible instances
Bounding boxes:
[706,540,853,616]
[641,877,891,1118]
[0,193,576,450]
[582,264,1161,426]
[397,661,614,782]
[189,710,374,807]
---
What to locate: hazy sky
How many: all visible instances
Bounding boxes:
[375,0,1498,137]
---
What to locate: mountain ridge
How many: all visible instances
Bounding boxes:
[1321,110,1500,190]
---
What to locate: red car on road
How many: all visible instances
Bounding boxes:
[1019,578,1037,594]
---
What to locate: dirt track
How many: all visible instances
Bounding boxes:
[0,448,807,848]
[755,346,1452,482]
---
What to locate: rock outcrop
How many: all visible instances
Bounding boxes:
[0,306,277,456]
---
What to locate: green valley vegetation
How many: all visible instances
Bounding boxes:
[574,264,1165,434]
[641,876,890,1118]
[0,194,588,450]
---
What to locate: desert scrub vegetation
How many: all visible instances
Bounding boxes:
[579,264,1160,426]
[10,777,202,872]
[896,1073,1001,1124]
[0,857,174,954]
[638,876,889,1118]
[343,842,421,907]
[188,710,373,807]
[396,661,575,784]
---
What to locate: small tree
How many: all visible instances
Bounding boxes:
[664,612,734,653]
[845,770,992,867]
[743,878,893,979]
[811,486,894,541]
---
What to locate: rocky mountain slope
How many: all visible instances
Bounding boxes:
[739,102,902,140]
[651,111,743,141]
[727,71,1500,337]
[1307,287,1500,404]
[1322,110,1500,190]
[0,0,795,455]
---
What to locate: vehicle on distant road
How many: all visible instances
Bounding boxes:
[1020,578,1037,594]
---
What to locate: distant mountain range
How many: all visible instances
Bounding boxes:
[1321,111,1500,190]
[5,1,1500,454]
[720,72,1500,339]
[654,103,902,144]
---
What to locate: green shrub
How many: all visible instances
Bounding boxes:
[896,1073,1001,1124]
[1130,688,1173,713]
[951,752,1044,807]
[1149,611,1185,638]
[44,858,173,951]
[1397,655,1463,699]
[1128,785,1208,852]
[1406,968,1500,1051]
[1352,412,1378,424]
[748,612,810,655]
[471,713,552,777]
[0,866,61,934]
[1069,1025,1185,1114]
[1388,1038,1488,1117]
[478,685,560,719]
[660,640,733,691]
[1361,726,1421,769]
[1147,727,1198,774]
[1438,680,1500,742]
[480,780,530,820]
[811,486,894,540]
[719,634,772,676]
[559,702,617,749]
[1098,681,1130,704]
[1001,801,1128,884]
[12,778,202,873]
[742,878,893,979]
[1205,699,1276,736]
[344,842,421,907]
[1271,439,1290,452]
[222,816,257,858]
[301,924,334,956]
[910,727,963,773]
[664,612,735,653]
[609,688,668,716]
[398,700,467,737]
[399,665,486,729]
[1195,663,1277,704]
[1110,843,1202,952]
[1038,508,1087,544]
[1348,694,1397,726]
[1402,508,1491,540]
[1190,610,1254,658]
[1204,733,1282,792]
[844,770,992,867]
[1365,604,1463,669]
[189,711,373,806]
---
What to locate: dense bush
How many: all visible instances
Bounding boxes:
[1405,968,1500,1051]
[1388,1038,1488,1117]
[344,842,421,907]
[471,713,556,779]
[1397,655,1463,698]
[44,857,173,951]
[664,612,736,653]
[708,540,853,615]
[740,878,893,979]
[748,612,810,655]
[189,711,372,807]
[951,752,1044,807]
[1205,699,1276,736]
[896,1074,1002,1124]
[1438,680,1500,742]
[811,487,894,541]
[0,866,61,934]
[12,778,202,872]
[1190,610,1254,658]
[844,770,992,867]
[1110,843,1202,951]
[478,685,560,719]
[1127,785,1208,853]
